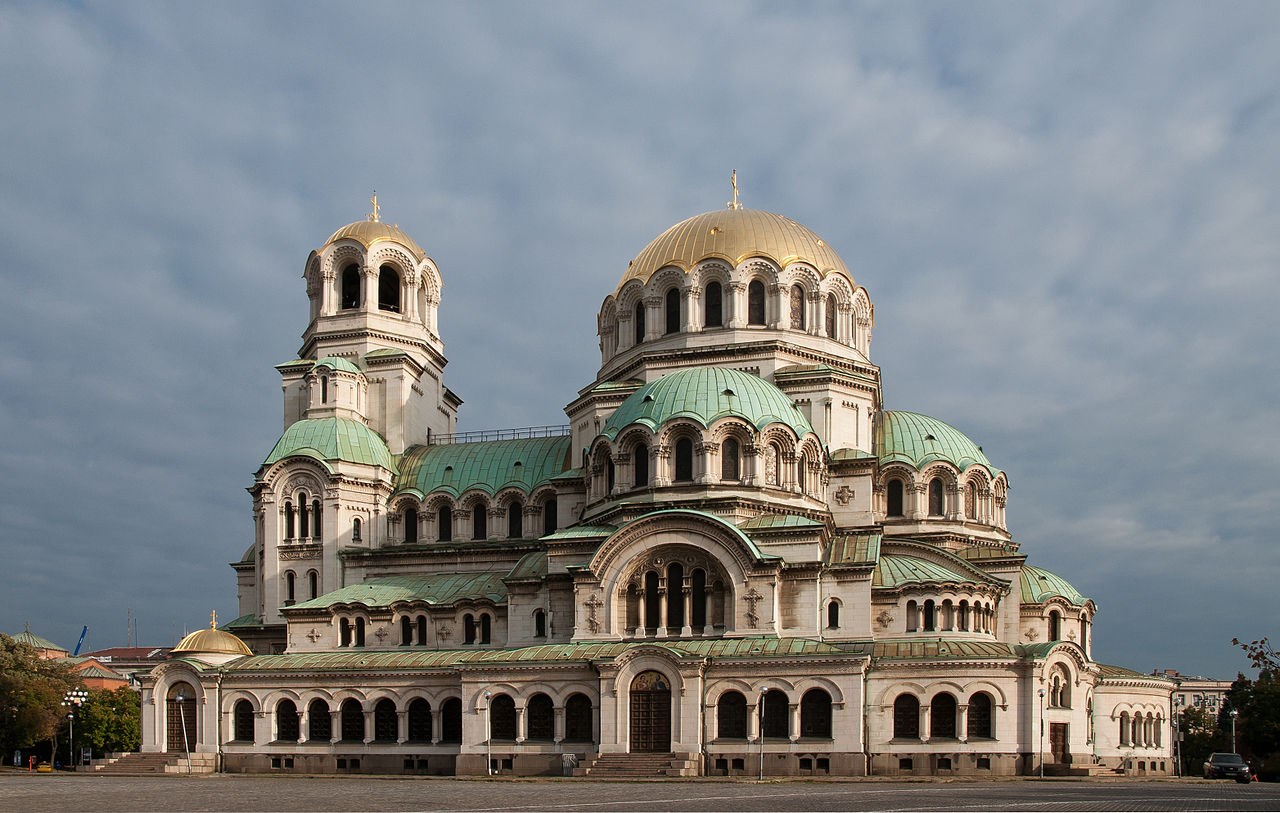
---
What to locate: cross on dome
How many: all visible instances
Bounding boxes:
[368,191,381,223]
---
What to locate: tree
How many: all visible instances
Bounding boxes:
[0,634,78,755]
[1234,637,1279,673]
[77,687,141,756]
[1179,704,1220,772]
[1229,636,1280,779]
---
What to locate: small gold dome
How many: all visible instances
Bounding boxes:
[172,625,253,657]
[618,208,851,293]
[323,219,425,261]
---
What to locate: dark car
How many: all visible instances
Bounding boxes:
[1203,752,1251,782]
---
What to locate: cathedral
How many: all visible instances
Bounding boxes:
[139,192,1173,777]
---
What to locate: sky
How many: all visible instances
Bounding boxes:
[0,1,1276,679]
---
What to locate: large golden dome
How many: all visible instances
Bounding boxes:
[323,219,425,261]
[172,622,253,658]
[618,208,851,292]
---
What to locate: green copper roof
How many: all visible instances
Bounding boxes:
[221,636,854,673]
[10,630,64,651]
[506,551,547,582]
[875,411,998,473]
[826,533,881,567]
[315,356,361,374]
[1020,565,1091,607]
[263,418,394,470]
[737,514,825,531]
[601,367,814,439]
[873,553,1000,589]
[288,573,508,612]
[223,614,262,630]
[396,436,571,498]
[874,639,1016,661]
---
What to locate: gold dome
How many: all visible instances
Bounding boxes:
[172,623,253,657]
[618,208,851,293]
[323,219,426,261]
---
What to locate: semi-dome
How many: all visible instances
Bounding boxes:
[601,367,814,439]
[262,417,394,471]
[323,219,425,260]
[875,411,998,474]
[617,208,851,293]
[1020,565,1092,607]
[314,356,362,374]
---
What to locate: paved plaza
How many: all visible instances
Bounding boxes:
[2,774,1277,812]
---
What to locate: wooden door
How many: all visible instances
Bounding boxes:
[1049,722,1069,764]
[629,671,672,752]
[166,683,197,752]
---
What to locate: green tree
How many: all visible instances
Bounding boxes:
[0,634,78,755]
[1229,636,1280,779]
[1179,704,1220,774]
[76,687,141,756]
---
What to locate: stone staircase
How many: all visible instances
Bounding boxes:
[575,752,700,778]
[93,752,216,774]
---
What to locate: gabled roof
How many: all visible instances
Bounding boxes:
[262,417,394,470]
[396,436,570,498]
[737,513,825,531]
[873,639,1016,661]
[286,573,508,612]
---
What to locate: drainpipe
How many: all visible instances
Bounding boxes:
[700,658,710,776]
[216,670,224,773]
[816,570,824,643]
[862,665,872,776]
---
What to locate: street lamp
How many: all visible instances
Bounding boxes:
[758,687,767,781]
[1173,696,1184,777]
[1229,708,1238,753]
[1037,688,1046,779]
[60,689,88,770]
[483,691,493,776]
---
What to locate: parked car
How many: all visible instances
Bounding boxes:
[1203,752,1251,782]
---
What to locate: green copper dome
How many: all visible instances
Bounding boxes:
[314,356,362,374]
[263,418,394,470]
[875,411,997,473]
[1020,565,1091,607]
[601,367,814,439]
[396,436,571,498]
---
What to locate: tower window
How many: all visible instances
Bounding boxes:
[790,284,805,330]
[674,437,694,482]
[298,492,309,538]
[542,498,557,535]
[472,505,487,540]
[308,570,318,600]
[284,501,295,539]
[887,479,904,517]
[320,375,328,404]
[312,499,322,539]
[352,517,361,542]
[404,507,418,544]
[340,264,361,309]
[748,280,766,326]
[507,501,522,539]
[285,571,296,604]
[705,281,723,328]
[438,506,452,541]
[378,265,400,312]
[633,443,649,488]
[825,293,836,338]
[827,600,839,629]
[721,438,740,481]
[534,608,546,638]
[928,478,944,516]
[664,287,680,334]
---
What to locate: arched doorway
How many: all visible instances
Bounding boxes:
[629,671,671,752]
[166,682,197,752]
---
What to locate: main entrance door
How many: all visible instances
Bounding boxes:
[1049,722,1069,764]
[166,682,197,752]
[629,671,671,752]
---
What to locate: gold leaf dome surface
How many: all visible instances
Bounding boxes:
[172,627,253,657]
[323,219,425,261]
[618,208,851,293]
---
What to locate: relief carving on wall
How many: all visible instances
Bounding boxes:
[1025,627,1040,641]
[875,610,894,630]
[584,592,603,633]
[744,587,762,629]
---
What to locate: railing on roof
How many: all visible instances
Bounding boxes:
[428,424,570,445]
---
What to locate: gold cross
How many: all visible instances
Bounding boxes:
[210,609,218,629]
[369,191,381,223]
[728,170,742,210]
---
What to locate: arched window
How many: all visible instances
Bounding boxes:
[643,571,660,634]
[691,569,707,629]
[340,699,363,742]
[284,501,295,539]
[489,694,516,741]
[507,502,522,539]
[1080,614,1089,651]
[717,691,748,739]
[400,616,412,646]
[790,284,805,330]
[312,499,322,539]
[352,517,362,542]
[666,562,685,629]
[906,600,918,632]
[320,375,328,404]
[298,492,309,538]
[440,698,462,743]
[373,699,397,742]
[1118,712,1130,746]
[800,688,832,739]
[542,499,557,535]
[354,617,365,647]
[340,264,361,309]
[931,693,957,739]
[308,570,318,600]
[435,505,452,541]
[721,437,740,481]
[527,694,554,741]
[824,293,836,338]
[674,437,694,482]
[404,507,418,544]
[748,280,766,325]
[339,618,351,647]
[605,455,615,494]
[533,609,547,638]
[633,443,649,488]
[463,614,476,645]
[923,599,936,632]
[633,301,645,345]
[827,600,840,629]
[233,699,254,742]
[893,694,920,739]
[416,615,427,645]
[407,699,432,742]
[378,265,400,312]
[928,478,944,516]
[307,699,331,742]
[664,287,680,334]
[480,613,492,644]
[958,600,969,631]
[967,692,993,739]
[285,571,296,604]
[887,479,904,517]
[564,693,593,742]
[767,443,781,486]
[705,281,723,328]
[762,689,789,739]
[965,482,977,519]
[472,505,487,540]
[1048,610,1061,641]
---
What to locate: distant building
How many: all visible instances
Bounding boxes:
[82,647,172,685]
[1159,669,1234,716]
[140,200,1174,777]
[10,628,68,660]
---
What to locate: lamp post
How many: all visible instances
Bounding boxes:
[1173,696,1183,777]
[60,689,88,770]
[1037,688,1046,779]
[175,692,192,773]
[1229,708,1238,753]
[483,691,493,776]
[758,687,767,781]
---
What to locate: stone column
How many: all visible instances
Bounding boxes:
[957,705,969,743]
[397,710,409,744]
[516,705,527,744]
[789,703,800,743]
[727,282,746,328]
[919,704,931,743]
[683,286,701,332]
[681,585,693,637]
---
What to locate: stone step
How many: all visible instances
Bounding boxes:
[93,752,216,774]
[576,753,700,778]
